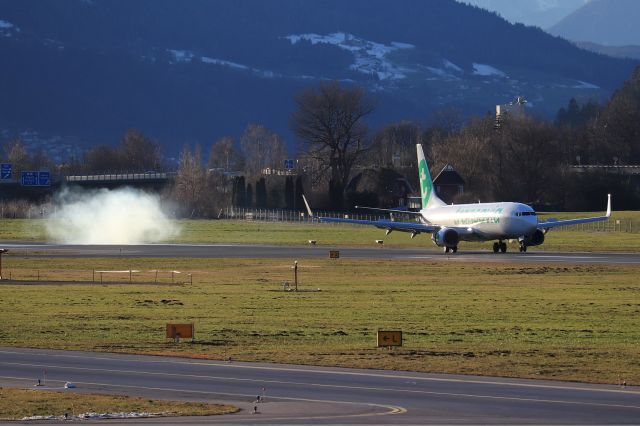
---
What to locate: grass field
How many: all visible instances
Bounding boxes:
[0,387,237,420]
[1,256,638,385]
[1,215,639,252]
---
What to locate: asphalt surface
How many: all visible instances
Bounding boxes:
[1,241,640,265]
[1,244,638,423]
[0,348,638,424]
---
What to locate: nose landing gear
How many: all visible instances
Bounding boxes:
[444,246,458,253]
[519,242,527,253]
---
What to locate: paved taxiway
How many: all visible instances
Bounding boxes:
[0,348,638,424]
[1,241,640,265]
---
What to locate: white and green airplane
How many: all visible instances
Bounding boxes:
[304,144,611,253]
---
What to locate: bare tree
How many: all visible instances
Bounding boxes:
[369,121,421,169]
[84,145,121,173]
[290,82,374,202]
[172,145,207,217]
[430,116,496,202]
[208,136,244,172]
[120,129,163,171]
[4,138,30,175]
[240,124,286,178]
[431,115,562,204]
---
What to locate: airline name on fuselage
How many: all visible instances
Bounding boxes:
[453,216,501,225]
[455,207,505,214]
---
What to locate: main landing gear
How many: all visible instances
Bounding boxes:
[444,246,458,253]
[492,241,507,253]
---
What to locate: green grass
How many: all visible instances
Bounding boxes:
[1,215,640,252]
[0,387,237,420]
[1,256,639,385]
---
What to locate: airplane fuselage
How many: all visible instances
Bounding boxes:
[420,202,538,241]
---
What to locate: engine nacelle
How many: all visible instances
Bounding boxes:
[432,227,460,247]
[524,229,545,246]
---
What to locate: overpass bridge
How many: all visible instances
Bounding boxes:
[65,171,175,189]
[0,172,176,200]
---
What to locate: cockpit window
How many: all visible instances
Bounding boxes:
[516,211,537,217]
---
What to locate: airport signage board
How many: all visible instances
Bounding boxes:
[283,159,295,169]
[166,323,194,339]
[377,330,402,347]
[20,171,51,186]
[0,164,11,179]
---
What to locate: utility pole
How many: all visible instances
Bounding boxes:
[0,249,8,280]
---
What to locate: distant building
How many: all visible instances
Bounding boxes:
[495,96,527,128]
[402,164,465,210]
[433,164,465,204]
[569,165,640,175]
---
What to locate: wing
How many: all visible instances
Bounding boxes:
[354,206,424,217]
[537,194,611,231]
[319,216,437,234]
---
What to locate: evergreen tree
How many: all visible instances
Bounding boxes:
[294,176,305,211]
[284,176,294,209]
[246,183,254,208]
[255,177,267,208]
[233,176,246,207]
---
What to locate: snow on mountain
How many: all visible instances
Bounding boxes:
[201,56,278,79]
[472,63,507,77]
[443,60,464,73]
[286,32,415,81]
[0,19,19,37]
[168,49,195,63]
[558,80,600,89]
[201,56,249,70]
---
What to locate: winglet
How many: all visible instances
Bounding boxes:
[302,194,313,218]
[606,193,611,217]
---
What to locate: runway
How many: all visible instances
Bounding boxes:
[1,241,640,265]
[0,348,638,424]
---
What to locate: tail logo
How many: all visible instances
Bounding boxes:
[419,159,432,207]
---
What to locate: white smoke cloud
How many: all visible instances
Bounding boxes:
[46,188,180,244]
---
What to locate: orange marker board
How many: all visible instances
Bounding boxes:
[377,330,402,347]
[166,323,194,339]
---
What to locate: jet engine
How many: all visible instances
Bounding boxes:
[524,229,545,246]
[432,227,459,247]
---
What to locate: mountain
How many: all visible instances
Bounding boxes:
[0,0,637,157]
[458,0,589,29]
[576,42,640,61]
[549,0,640,46]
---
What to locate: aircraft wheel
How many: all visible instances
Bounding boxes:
[452,246,458,253]
[519,245,527,253]
[500,242,507,253]
[492,242,499,253]
[444,246,450,253]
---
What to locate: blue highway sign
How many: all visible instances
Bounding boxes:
[21,171,51,186]
[38,171,51,186]
[0,163,11,179]
[21,171,39,186]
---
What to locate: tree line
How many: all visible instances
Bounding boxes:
[3,66,640,216]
